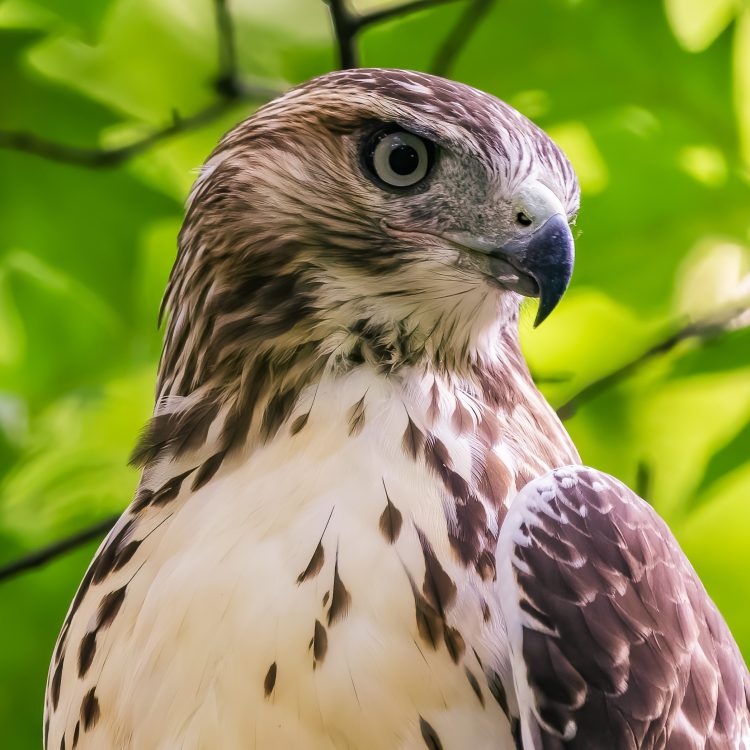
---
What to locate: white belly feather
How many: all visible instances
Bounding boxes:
[48,369,528,749]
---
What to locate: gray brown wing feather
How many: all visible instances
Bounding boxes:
[498,466,750,749]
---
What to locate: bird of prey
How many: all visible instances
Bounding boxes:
[45,69,750,749]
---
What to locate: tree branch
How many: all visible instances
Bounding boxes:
[324,0,468,70]
[0,515,117,583]
[325,0,359,69]
[431,0,494,76]
[214,0,241,96]
[356,0,462,30]
[0,91,277,168]
[556,304,750,420]
[0,0,282,169]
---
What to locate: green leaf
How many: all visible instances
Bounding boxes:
[693,417,750,502]
[668,326,750,379]
[24,0,115,38]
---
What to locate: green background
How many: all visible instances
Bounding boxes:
[1,0,749,746]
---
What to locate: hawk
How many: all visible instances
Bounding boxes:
[45,69,750,749]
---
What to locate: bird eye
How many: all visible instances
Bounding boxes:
[364,128,435,189]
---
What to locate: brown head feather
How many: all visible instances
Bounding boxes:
[133,69,579,475]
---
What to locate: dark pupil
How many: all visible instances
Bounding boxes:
[389,144,419,175]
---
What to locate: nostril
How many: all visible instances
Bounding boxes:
[516,211,533,227]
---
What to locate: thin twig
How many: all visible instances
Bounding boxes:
[325,0,359,68]
[325,0,469,69]
[431,0,494,76]
[214,0,241,96]
[356,0,462,30]
[0,0,282,169]
[556,305,750,420]
[0,92,276,168]
[0,515,117,583]
[531,370,573,385]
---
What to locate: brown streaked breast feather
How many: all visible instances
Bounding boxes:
[378,481,403,544]
[402,414,425,460]
[327,554,351,626]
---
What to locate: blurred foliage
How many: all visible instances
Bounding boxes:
[1,0,749,746]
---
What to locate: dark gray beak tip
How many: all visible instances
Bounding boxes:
[484,213,575,325]
[533,258,574,326]
[515,213,574,327]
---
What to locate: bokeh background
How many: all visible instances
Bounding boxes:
[1,0,749,745]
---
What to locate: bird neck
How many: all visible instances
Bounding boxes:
[131,312,571,485]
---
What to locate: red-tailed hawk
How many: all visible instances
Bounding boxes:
[45,69,750,749]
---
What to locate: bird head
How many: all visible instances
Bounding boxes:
[164,69,579,397]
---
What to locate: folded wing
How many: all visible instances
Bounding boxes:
[495,465,750,749]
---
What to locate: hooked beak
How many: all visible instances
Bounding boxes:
[486,213,575,326]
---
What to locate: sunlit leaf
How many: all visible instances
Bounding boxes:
[693,417,750,502]
[547,121,609,195]
[664,0,737,53]
[736,8,750,167]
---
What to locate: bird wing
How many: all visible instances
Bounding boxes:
[495,465,750,749]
